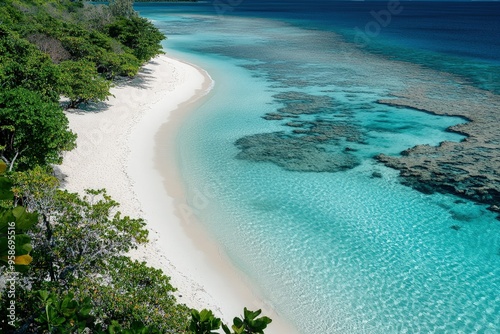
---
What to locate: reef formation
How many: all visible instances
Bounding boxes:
[375,84,500,216]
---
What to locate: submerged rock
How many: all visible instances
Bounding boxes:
[239,90,364,173]
[375,84,500,208]
[262,113,284,120]
[235,132,360,172]
[262,91,337,121]
[488,205,500,213]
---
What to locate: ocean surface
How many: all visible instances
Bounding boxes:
[136,2,500,333]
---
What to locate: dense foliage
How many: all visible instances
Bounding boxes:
[59,59,112,108]
[0,0,165,108]
[0,88,77,170]
[0,0,273,333]
[0,167,192,333]
[189,308,272,334]
[107,16,165,63]
[0,162,37,272]
[0,0,166,171]
[1,167,273,333]
[0,28,61,101]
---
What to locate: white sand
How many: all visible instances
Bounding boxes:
[59,55,296,333]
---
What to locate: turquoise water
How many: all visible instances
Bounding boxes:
[139,5,500,334]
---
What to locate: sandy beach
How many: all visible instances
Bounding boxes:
[59,55,296,333]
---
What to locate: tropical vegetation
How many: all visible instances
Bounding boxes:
[0,0,272,333]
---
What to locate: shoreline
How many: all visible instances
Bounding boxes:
[60,55,297,333]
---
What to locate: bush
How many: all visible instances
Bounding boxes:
[59,59,112,108]
[106,16,165,63]
[0,88,76,170]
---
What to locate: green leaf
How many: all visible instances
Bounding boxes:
[61,296,71,311]
[108,321,118,334]
[14,233,31,248]
[221,323,231,334]
[233,317,243,328]
[12,207,38,231]
[54,316,66,326]
[0,237,8,254]
[0,233,32,259]
[14,262,31,273]
[79,305,92,318]
[39,290,50,302]
[191,309,201,321]
[0,177,13,200]
[0,161,7,174]
[12,206,25,219]
[244,307,261,321]
[18,241,32,255]
[0,209,16,233]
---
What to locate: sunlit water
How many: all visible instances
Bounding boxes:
[137,2,500,333]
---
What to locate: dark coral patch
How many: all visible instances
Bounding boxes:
[235,132,360,172]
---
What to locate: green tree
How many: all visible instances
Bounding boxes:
[106,16,165,63]
[75,256,190,332]
[0,28,61,101]
[0,88,77,171]
[59,59,112,108]
[34,290,95,333]
[11,289,162,333]
[1,167,187,333]
[13,169,148,282]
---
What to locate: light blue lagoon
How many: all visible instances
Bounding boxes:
[138,2,500,333]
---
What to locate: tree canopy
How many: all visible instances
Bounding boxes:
[107,16,165,63]
[0,0,166,168]
[59,59,112,108]
[0,29,61,101]
[0,0,166,107]
[0,88,76,170]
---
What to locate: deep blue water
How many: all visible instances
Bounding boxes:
[138,1,500,93]
[136,2,500,333]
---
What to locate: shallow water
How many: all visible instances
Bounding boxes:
[138,3,500,333]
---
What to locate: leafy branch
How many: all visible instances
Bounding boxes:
[189,307,272,334]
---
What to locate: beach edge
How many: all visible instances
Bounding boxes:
[60,54,297,334]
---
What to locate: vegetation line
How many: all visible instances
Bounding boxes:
[0,0,272,333]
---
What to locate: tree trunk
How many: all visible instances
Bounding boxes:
[42,213,56,282]
[8,150,19,172]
